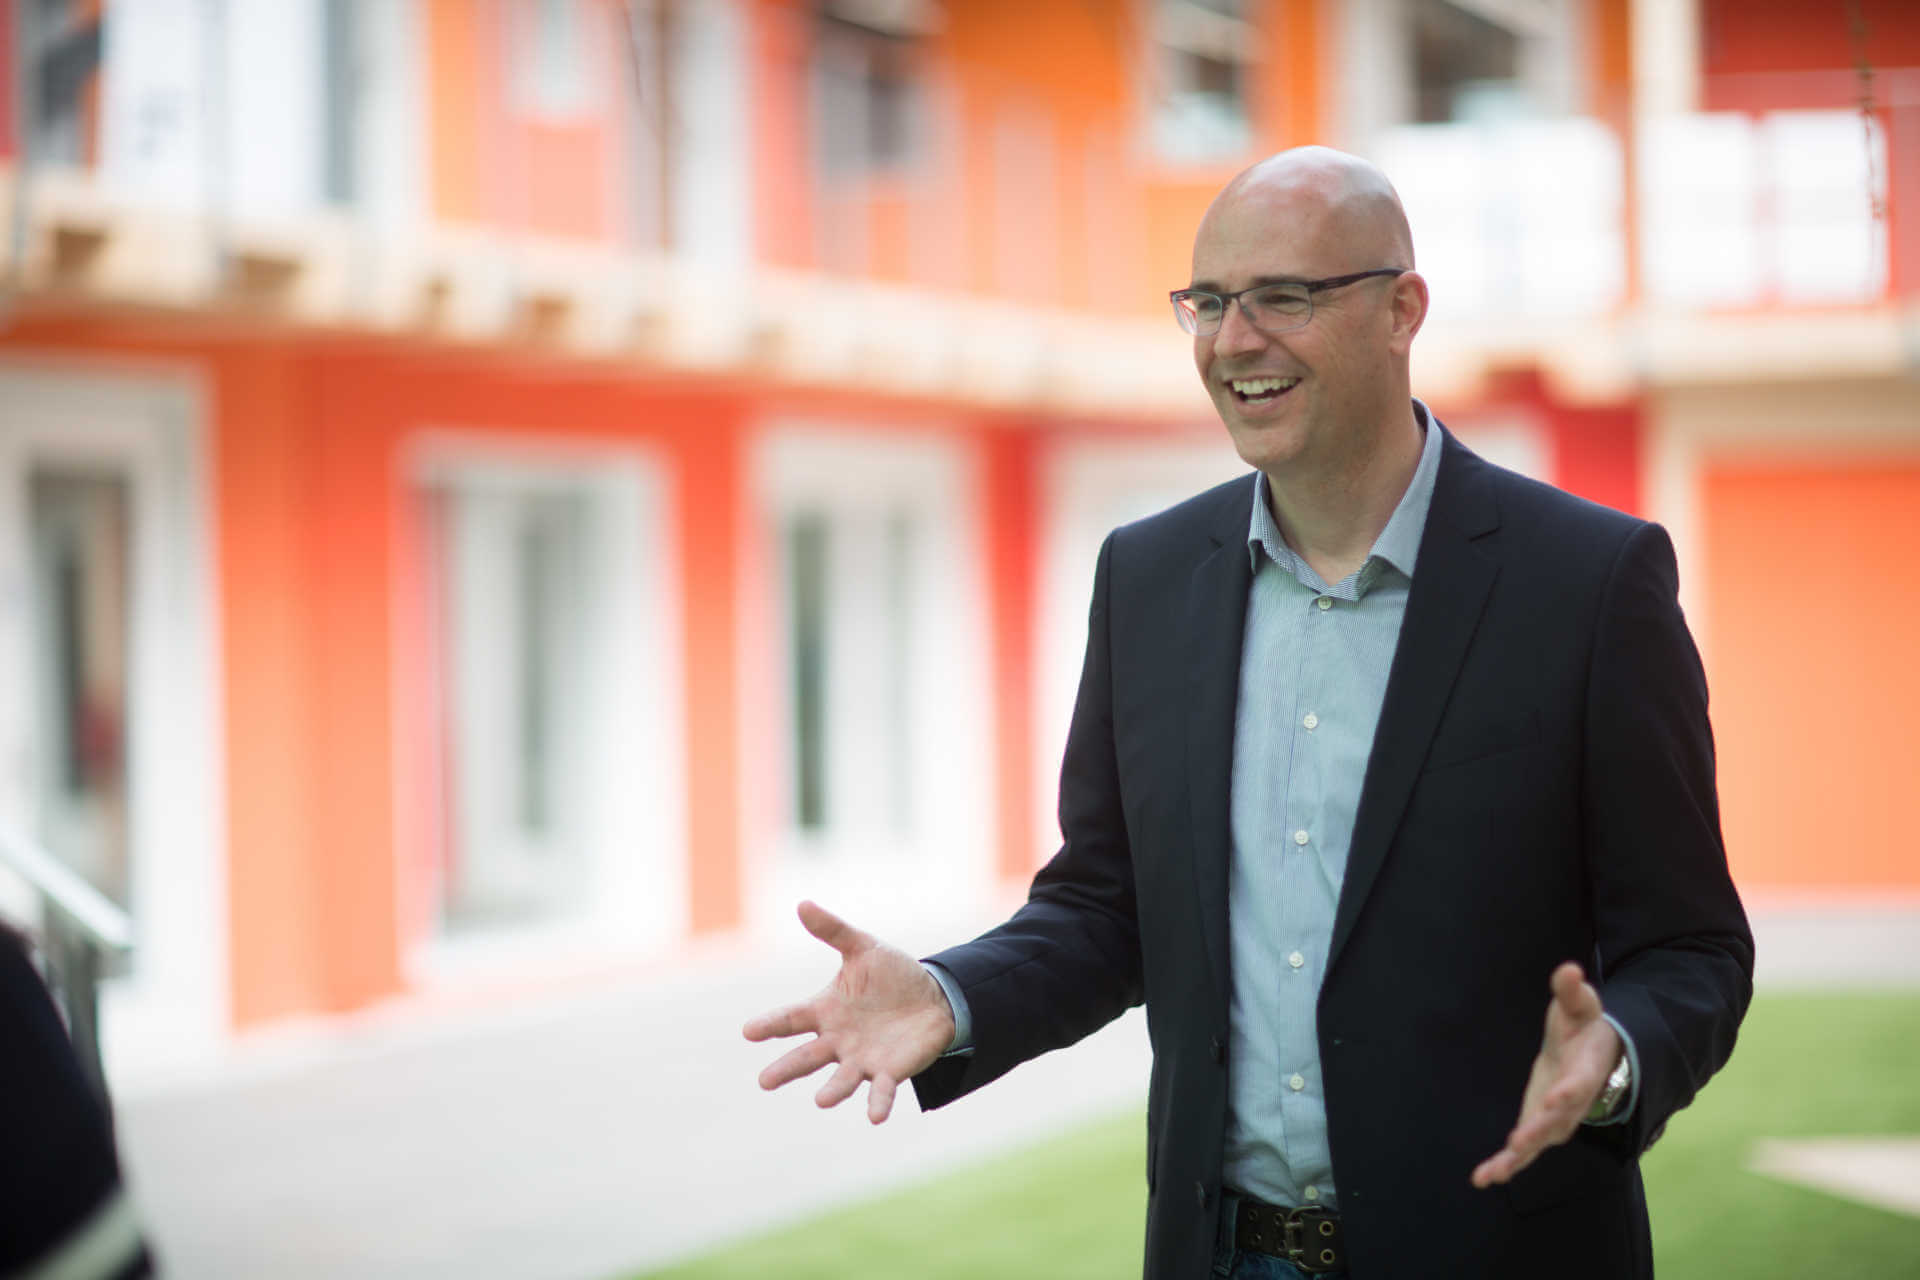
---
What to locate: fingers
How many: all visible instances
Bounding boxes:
[815,1060,865,1109]
[757,1036,838,1091]
[1470,1149,1516,1188]
[797,899,873,960]
[1471,1114,1563,1188]
[1475,966,1617,1191]
[867,1074,898,1125]
[742,1001,819,1043]
[1550,961,1601,1023]
[1471,1066,1595,1189]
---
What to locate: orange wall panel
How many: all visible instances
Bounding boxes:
[428,0,487,222]
[1703,463,1920,890]
[305,358,404,1012]
[1147,179,1231,298]
[1257,0,1325,148]
[944,0,1131,117]
[521,121,615,241]
[1702,0,1920,78]
[752,0,815,268]
[216,343,330,1025]
[680,422,745,933]
[983,427,1038,884]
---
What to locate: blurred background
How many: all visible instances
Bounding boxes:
[0,0,1914,1276]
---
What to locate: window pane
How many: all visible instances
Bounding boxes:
[29,469,132,915]
[883,507,914,836]
[1412,0,1523,124]
[432,482,592,931]
[787,511,830,832]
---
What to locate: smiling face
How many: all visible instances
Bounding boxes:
[1189,149,1426,482]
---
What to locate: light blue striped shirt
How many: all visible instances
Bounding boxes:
[1221,403,1444,1210]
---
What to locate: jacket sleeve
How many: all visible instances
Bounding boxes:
[1583,521,1754,1154]
[913,532,1146,1110]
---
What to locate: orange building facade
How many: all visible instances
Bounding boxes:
[0,0,1914,1074]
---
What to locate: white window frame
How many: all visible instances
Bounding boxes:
[745,425,993,937]
[1336,0,1584,149]
[0,361,226,1082]
[1146,0,1261,165]
[397,435,686,983]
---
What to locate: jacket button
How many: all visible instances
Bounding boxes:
[1210,1035,1225,1063]
[1194,1181,1211,1208]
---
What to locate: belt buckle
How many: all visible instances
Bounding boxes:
[1281,1206,1341,1274]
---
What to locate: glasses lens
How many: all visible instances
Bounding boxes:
[1172,292,1223,334]
[1244,284,1311,331]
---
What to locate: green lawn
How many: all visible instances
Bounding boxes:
[636,992,1920,1279]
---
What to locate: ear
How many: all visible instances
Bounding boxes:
[1386,271,1430,353]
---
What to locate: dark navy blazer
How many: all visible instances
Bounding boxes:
[914,426,1753,1279]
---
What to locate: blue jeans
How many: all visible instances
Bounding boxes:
[1222,1255,1345,1280]
[1213,1192,1350,1280]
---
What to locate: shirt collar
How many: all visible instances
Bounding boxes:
[1247,398,1444,584]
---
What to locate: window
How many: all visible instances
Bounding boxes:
[321,0,359,204]
[782,503,917,840]
[514,0,596,120]
[19,0,104,166]
[1413,1,1522,122]
[408,450,680,954]
[1408,0,1571,124]
[812,1,937,178]
[752,427,991,928]
[424,481,594,930]
[0,370,225,1073]
[28,470,132,916]
[1151,0,1256,163]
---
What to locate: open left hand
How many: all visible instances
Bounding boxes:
[1470,961,1622,1189]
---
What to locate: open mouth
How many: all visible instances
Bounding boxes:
[1229,376,1300,405]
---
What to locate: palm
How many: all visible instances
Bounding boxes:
[743,901,956,1124]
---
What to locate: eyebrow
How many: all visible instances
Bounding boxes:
[1183,273,1312,293]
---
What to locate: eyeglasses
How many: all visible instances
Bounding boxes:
[1169,269,1408,337]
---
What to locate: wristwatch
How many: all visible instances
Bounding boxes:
[1585,1049,1632,1124]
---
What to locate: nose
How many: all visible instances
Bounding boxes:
[1210,294,1269,358]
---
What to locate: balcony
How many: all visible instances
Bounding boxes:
[1378,107,1918,399]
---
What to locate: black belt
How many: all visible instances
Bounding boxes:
[1233,1194,1346,1275]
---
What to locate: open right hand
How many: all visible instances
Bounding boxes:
[742,900,957,1124]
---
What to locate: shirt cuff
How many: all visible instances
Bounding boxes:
[922,961,974,1057]
[1585,1012,1642,1127]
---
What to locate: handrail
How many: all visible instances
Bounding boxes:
[0,825,135,953]
[0,825,133,1123]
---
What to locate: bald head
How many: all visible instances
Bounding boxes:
[1200,146,1415,275]
[1186,146,1429,487]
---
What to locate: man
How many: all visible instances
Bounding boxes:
[745,147,1752,1278]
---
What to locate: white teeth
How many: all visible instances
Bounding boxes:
[1231,376,1299,395]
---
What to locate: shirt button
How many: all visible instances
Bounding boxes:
[1302,712,1318,730]
[1289,951,1305,969]
[1316,596,1333,611]
[1289,1073,1306,1092]
[1293,830,1310,846]
[1304,1185,1320,1202]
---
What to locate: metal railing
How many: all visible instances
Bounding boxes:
[0,826,134,1115]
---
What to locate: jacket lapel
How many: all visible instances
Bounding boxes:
[1328,434,1501,974]
[1184,480,1255,1007]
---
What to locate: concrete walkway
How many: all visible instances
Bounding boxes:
[111,904,1919,1280]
